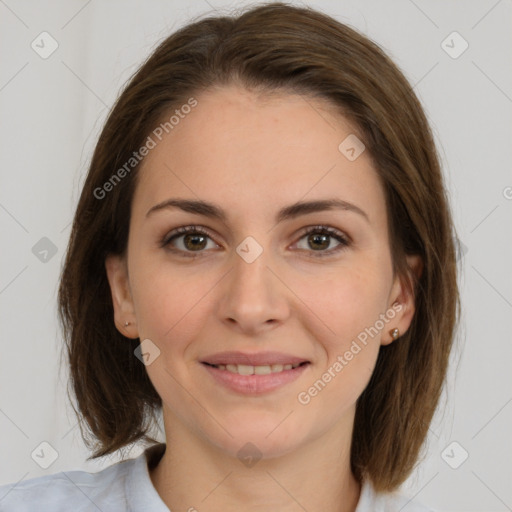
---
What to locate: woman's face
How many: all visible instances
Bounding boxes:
[106,84,418,459]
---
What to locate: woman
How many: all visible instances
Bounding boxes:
[0,3,459,511]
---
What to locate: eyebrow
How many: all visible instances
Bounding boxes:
[145,198,369,224]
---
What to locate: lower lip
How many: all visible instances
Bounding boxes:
[201,363,310,394]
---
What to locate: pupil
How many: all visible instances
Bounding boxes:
[309,233,329,250]
[185,234,206,250]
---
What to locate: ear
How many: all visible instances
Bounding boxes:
[381,254,423,346]
[105,253,139,339]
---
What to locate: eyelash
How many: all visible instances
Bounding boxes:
[160,224,351,259]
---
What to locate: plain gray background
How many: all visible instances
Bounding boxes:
[0,1,511,510]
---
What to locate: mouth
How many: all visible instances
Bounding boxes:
[199,352,311,394]
[202,361,310,375]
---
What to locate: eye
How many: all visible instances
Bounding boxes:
[293,225,350,257]
[160,225,220,255]
[160,224,350,258]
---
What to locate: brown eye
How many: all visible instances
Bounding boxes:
[161,226,219,254]
[182,233,208,251]
[294,226,350,256]
[307,233,331,251]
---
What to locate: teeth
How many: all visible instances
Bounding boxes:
[215,362,303,375]
[254,365,272,375]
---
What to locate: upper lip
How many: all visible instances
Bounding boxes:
[201,351,310,366]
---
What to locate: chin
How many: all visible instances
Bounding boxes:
[206,412,308,461]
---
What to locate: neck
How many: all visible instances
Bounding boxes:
[150,411,361,512]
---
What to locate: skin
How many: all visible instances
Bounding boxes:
[105,84,421,512]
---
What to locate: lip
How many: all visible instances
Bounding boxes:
[200,351,310,366]
[202,361,310,394]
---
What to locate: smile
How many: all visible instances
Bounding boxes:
[204,361,307,375]
[201,361,310,394]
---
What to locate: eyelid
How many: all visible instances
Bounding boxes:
[294,224,351,243]
[160,225,220,249]
[160,224,351,256]
[290,224,350,257]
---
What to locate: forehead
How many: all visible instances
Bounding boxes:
[132,85,387,230]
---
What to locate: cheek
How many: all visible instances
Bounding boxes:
[292,262,390,403]
[129,257,215,349]
[297,261,390,345]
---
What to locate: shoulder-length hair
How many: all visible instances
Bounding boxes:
[58,2,460,492]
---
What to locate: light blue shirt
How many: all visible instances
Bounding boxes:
[0,443,434,511]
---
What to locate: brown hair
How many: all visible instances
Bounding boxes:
[58,2,460,492]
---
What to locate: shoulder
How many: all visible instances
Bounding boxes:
[356,480,435,512]
[0,456,133,512]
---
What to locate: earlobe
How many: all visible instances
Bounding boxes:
[105,254,138,338]
[383,254,423,345]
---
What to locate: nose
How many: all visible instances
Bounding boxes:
[215,245,290,335]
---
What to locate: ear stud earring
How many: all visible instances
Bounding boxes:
[389,328,400,340]
[124,321,130,327]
